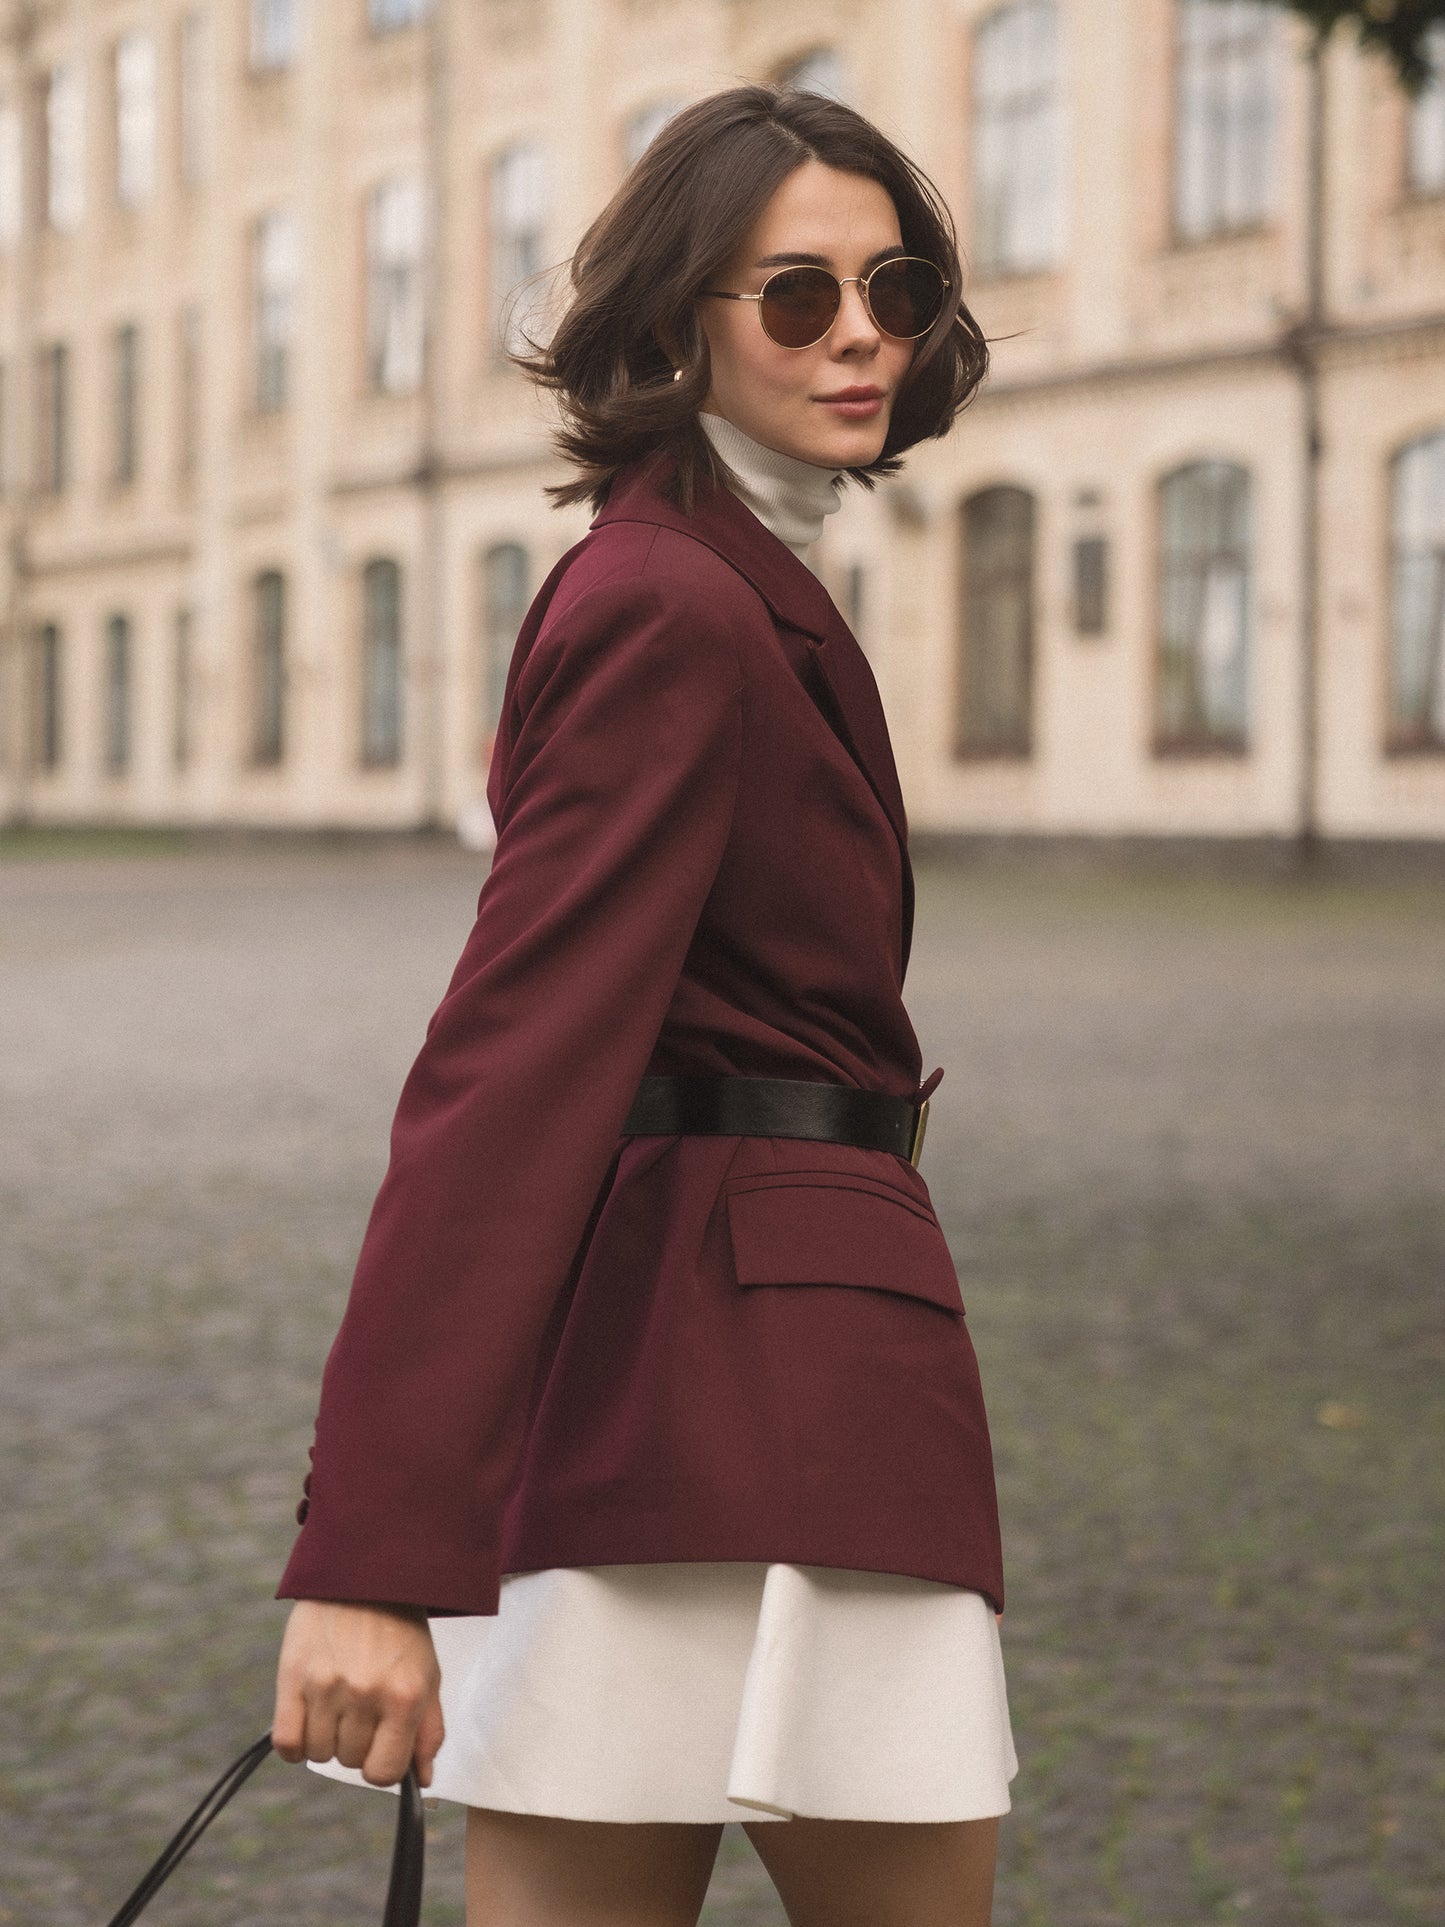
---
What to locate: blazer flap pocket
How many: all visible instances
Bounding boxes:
[725,1176,963,1313]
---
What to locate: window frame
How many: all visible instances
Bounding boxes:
[1386,431,1445,755]
[1171,0,1280,246]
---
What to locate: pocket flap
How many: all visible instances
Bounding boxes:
[725,1176,963,1313]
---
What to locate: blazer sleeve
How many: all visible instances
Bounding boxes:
[277,555,744,1613]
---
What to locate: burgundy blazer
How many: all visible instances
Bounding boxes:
[278,454,1004,1616]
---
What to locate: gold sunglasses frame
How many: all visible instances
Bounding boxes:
[700,256,952,350]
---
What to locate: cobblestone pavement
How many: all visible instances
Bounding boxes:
[1,839,1441,1926]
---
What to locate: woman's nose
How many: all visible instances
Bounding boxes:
[830,279,880,353]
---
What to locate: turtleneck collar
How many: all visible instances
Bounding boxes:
[699,412,845,564]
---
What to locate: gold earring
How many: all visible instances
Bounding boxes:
[673,367,685,382]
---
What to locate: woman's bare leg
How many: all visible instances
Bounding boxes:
[741,1814,999,1927]
[465,1808,725,1927]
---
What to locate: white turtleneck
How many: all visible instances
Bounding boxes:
[699,412,845,565]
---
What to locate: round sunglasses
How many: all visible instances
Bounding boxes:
[701,256,950,350]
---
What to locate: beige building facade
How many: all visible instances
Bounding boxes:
[1,0,1444,841]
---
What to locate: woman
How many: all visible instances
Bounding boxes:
[273,85,1013,1927]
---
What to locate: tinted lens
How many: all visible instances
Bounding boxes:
[865,258,946,339]
[759,267,841,347]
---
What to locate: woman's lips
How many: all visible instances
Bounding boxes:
[816,387,885,420]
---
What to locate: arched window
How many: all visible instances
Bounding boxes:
[1156,461,1251,751]
[1388,432,1445,751]
[1173,0,1278,242]
[624,98,685,167]
[489,142,549,362]
[361,557,404,767]
[252,568,285,766]
[481,542,528,749]
[972,1,1064,277]
[955,486,1035,757]
[778,49,852,104]
[103,612,131,775]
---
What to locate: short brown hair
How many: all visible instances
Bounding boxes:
[517,86,988,511]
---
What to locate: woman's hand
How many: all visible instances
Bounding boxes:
[272,1599,444,1788]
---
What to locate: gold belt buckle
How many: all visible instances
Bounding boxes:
[908,1096,930,1168]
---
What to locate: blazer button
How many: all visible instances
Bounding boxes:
[295,1497,310,1524]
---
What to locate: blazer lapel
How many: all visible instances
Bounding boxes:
[595,457,918,975]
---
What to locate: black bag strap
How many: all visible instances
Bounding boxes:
[103,1734,425,1927]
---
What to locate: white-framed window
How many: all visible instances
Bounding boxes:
[369,0,433,31]
[114,30,156,207]
[253,208,298,412]
[104,612,133,775]
[624,97,685,167]
[361,557,404,766]
[1388,431,1445,750]
[0,101,22,247]
[972,0,1065,276]
[179,11,211,187]
[480,541,528,749]
[1156,460,1252,750]
[1174,0,1278,242]
[366,173,427,394]
[489,142,549,362]
[252,569,286,765]
[45,61,86,233]
[251,0,297,74]
[1407,23,1445,195]
[956,485,1036,757]
[778,48,852,103]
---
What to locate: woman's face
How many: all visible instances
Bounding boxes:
[696,159,916,471]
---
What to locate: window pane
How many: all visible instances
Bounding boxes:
[973,0,1064,276]
[254,210,298,410]
[1409,24,1445,194]
[173,606,192,771]
[253,571,285,765]
[482,542,528,743]
[367,174,427,393]
[1389,433,1445,747]
[179,11,211,187]
[779,49,852,103]
[369,0,433,30]
[35,341,69,493]
[490,143,549,360]
[362,559,403,765]
[624,98,685,167]
[1156,461,1251,747]
[1174,0,1278,241]
[113,322,139,483]
[251,0,297,73]
[0,101,22,247]
[46,62,85,233]
[31,623,63,772]
[956,486,1035,755]
[115,30,156,207]
[104,614,131,774]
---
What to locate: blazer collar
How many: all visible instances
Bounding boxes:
[593,457,912,871]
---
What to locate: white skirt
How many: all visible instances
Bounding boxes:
[311,1561,1018,1823]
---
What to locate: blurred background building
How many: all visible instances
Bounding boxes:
[0,0,1443,843]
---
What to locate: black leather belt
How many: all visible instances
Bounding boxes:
[621,1074,931,1168]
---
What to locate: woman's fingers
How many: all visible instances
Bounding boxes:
[272,1598,441,1785]
[412,1691,447,1789]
